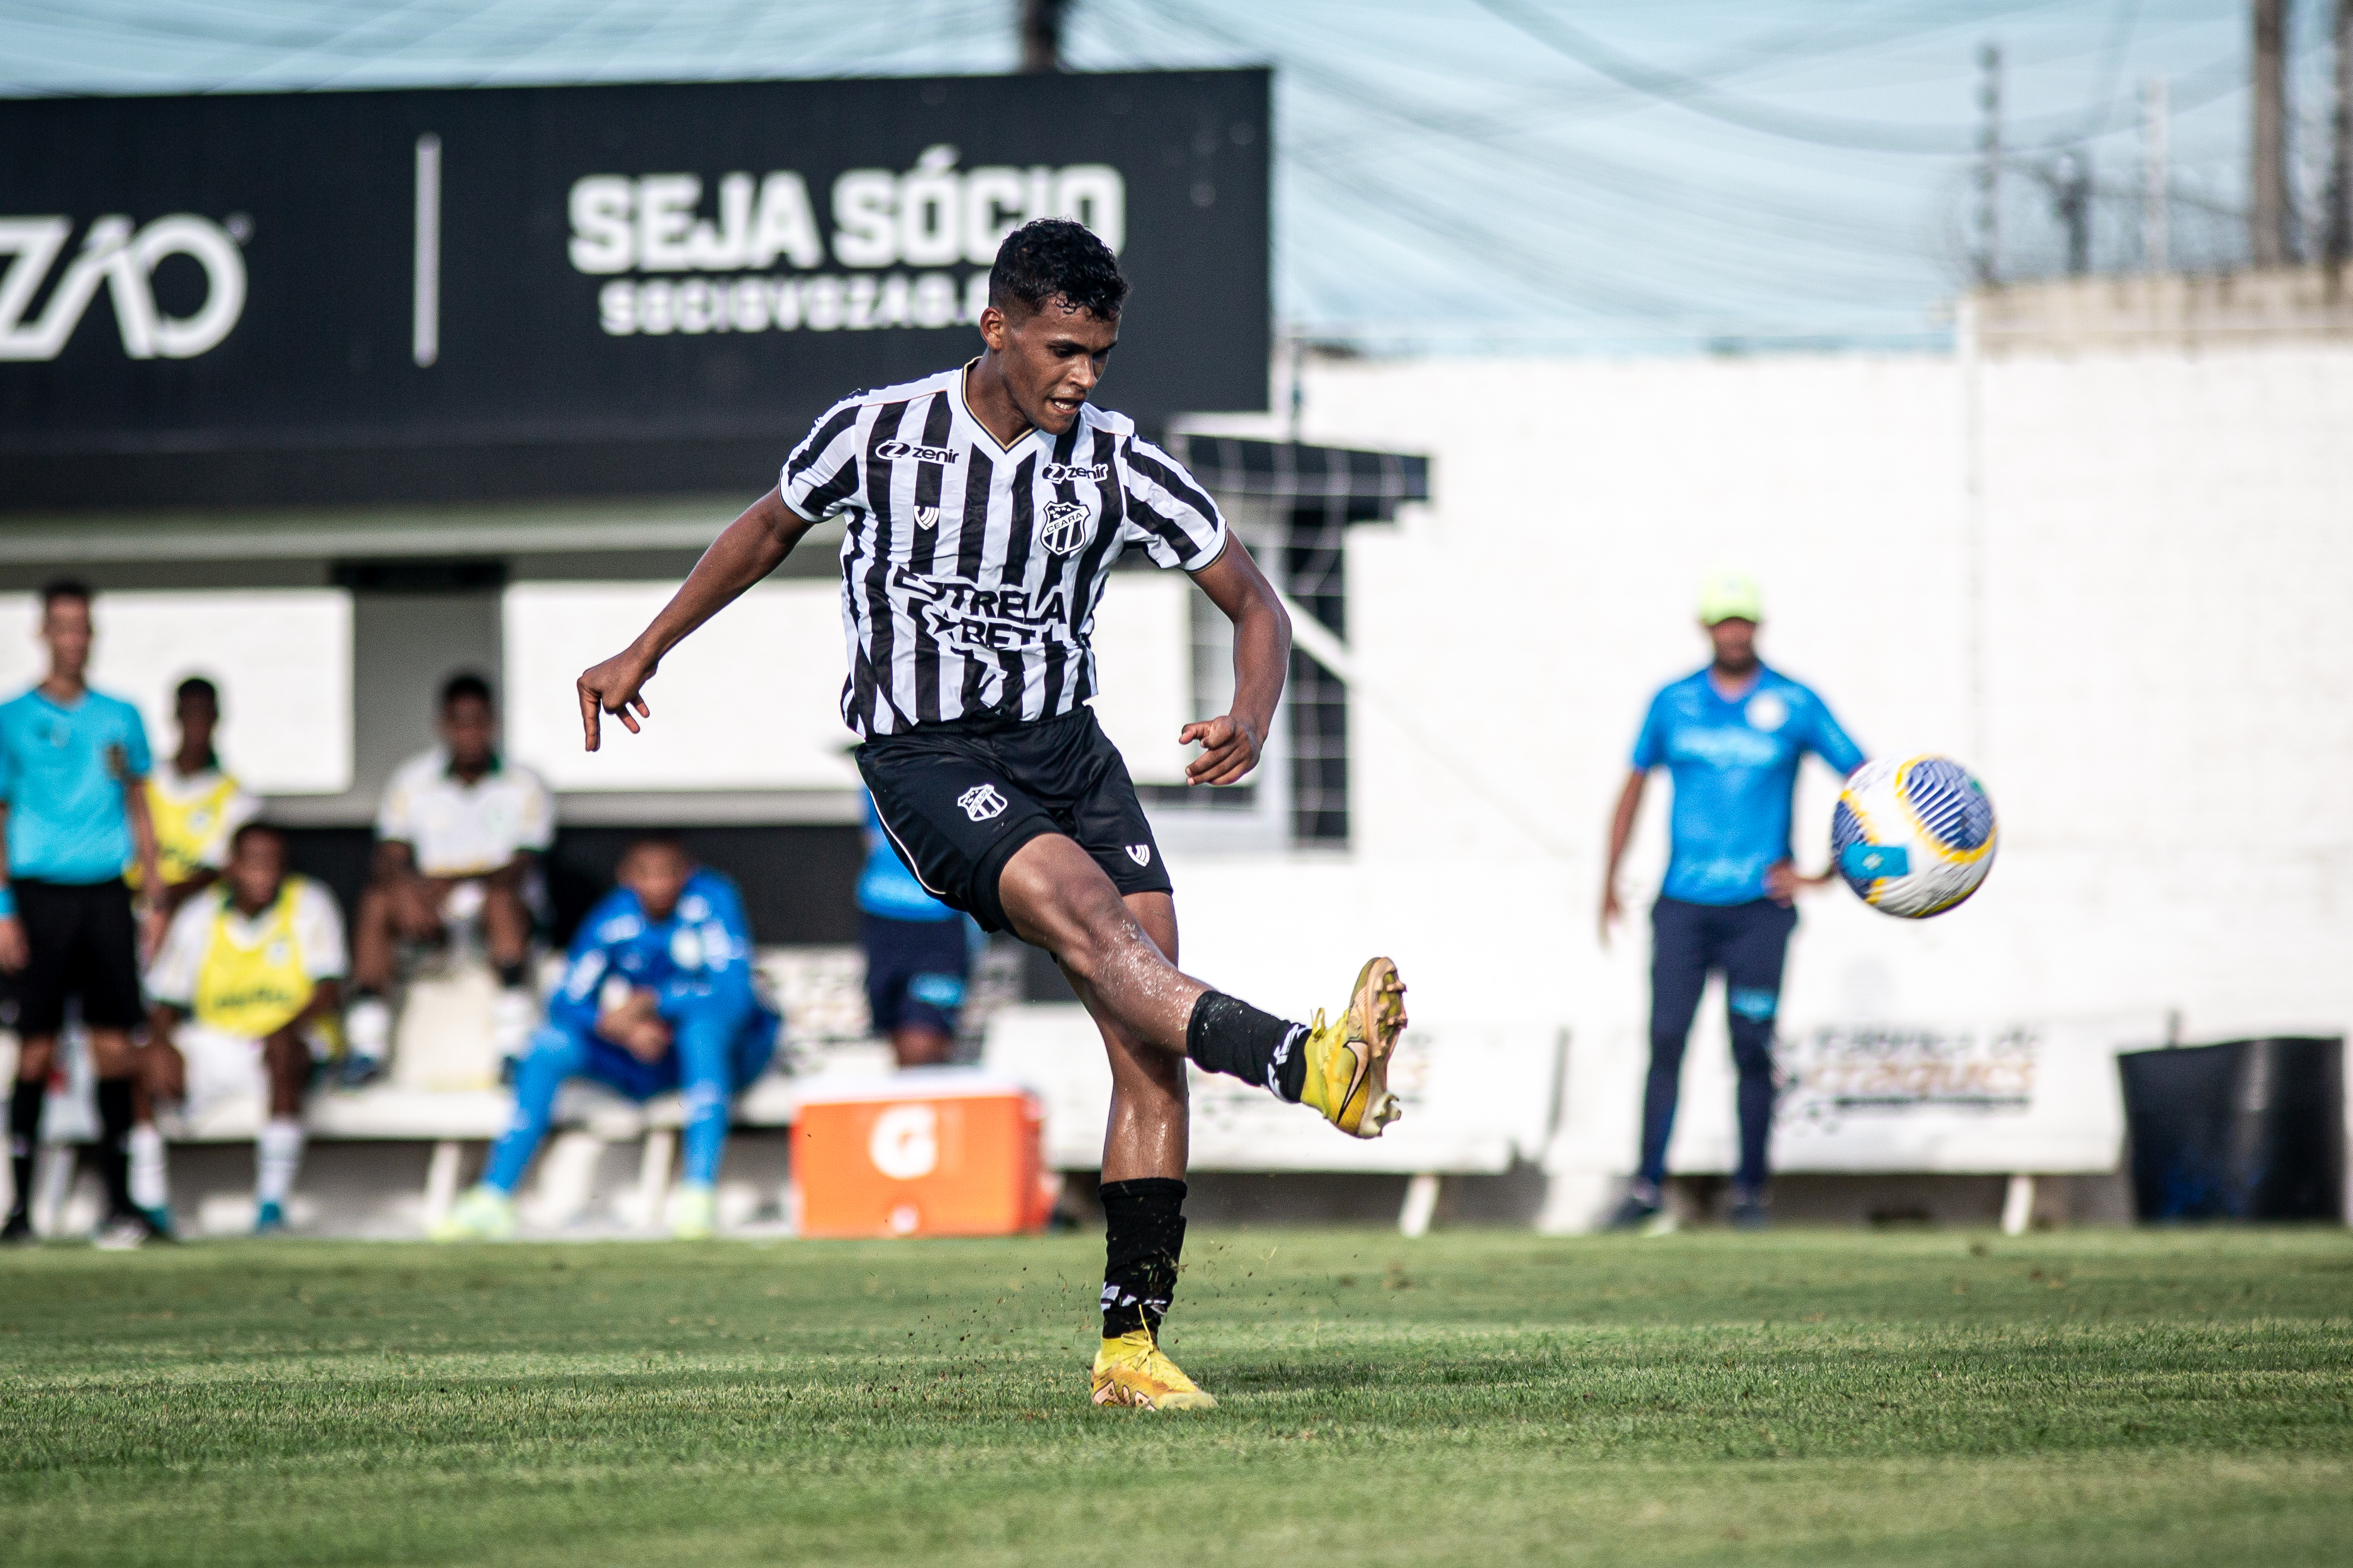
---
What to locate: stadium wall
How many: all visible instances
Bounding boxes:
[1171,341,2353,1221]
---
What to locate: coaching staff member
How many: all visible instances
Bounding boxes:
[1,581,166,1246]
[1599,571,1863,1231]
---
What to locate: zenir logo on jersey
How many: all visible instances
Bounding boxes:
[875,440,957,464]
[1039,499,1091,556]
[914,505,940,529]
[1041,462,1110,484]
[958,784,1009,822]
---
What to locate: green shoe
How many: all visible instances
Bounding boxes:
[671,1182,717,1240]
[429,1185,516,1242]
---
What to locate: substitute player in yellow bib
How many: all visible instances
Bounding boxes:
[132,677,261,916]
[137,822,347,1234]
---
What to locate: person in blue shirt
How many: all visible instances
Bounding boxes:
[1599,571,1865,1231]
[433,836,779,1242]
[857,789,979,1069]
[0,581,167,1248]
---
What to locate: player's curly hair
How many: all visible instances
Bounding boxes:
[989,218,1127,320]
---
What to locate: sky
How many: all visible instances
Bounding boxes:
[0,1,2326,352]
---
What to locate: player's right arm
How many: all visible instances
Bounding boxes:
[1602,691,1673,945]
[577,487,819,751]
[1599,770,1647,945]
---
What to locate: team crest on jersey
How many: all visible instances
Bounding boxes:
[1039,499,1091,556]
[958,784,1009,822]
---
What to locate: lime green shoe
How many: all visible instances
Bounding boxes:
[1299,956,1409,1138]
[671,1182,716,1240]
[429,1185,516,1242]
[1090,1327,1217,1411]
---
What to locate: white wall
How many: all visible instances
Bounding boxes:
[1165,342,2353,1189]
[0,589,353,794]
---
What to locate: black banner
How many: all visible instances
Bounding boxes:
[0,70,1270,510]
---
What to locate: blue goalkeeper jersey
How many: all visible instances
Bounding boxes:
[1631,666,1865,906]
[548,868,777,1038]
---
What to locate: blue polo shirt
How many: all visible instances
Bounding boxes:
[0,686,153,884]
[1631,666,1864,906]
[856,791,957,922]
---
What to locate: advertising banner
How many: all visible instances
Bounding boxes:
[0,70,1270,509]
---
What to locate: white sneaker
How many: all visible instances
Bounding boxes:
[346,996,393,1059]
[492,988,537,1062]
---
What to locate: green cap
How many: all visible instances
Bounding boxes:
[1698,569,1763,626]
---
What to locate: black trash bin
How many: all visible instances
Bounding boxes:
[2117,1037,2344,1221]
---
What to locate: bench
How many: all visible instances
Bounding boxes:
[981,1003,1568,1235]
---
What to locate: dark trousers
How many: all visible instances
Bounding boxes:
[1639,896,1798,1193]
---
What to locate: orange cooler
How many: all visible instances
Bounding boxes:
[792,1072,1057,1239]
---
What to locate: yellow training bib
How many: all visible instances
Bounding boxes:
[192,878,315,1040]
[138,772,244,889]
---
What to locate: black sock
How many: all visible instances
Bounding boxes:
[495,960,527,990]
[1100,1178,1187,1338]
[94,1077,136,1218]
[7,1079,40,1221]
[1186,992,1309,1102]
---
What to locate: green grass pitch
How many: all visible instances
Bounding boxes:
[4,1226,2349,1566]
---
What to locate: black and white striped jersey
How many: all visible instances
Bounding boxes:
[780,362,1229,738]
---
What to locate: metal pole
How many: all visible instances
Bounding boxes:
[1020,0,1067,73]
[2329,0,2352,272]
[2055,150,2092,275]
[1975,43,2003,286]
[2253,0,2289,267]
[2144,77,2170,273]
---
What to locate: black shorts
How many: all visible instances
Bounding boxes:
[856,706,1172,935]
[860,912,972,1037]
[11,878,144,1036]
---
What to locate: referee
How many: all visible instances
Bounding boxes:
[1,582,166,1246]
[1599,572,1862,1230]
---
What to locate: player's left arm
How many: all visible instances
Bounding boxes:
[1183,540,1291,787]
[577,488,819,750]
[1769,693,1868,900]
[120,758,167,958]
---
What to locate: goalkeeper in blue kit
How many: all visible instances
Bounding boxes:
[436,836,778,1240]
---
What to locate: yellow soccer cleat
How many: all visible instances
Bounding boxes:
[671,1182,717,1240]
[1091,1327,1218,1412]
[429,1184,516,1242]
[1299,955,1409,1139]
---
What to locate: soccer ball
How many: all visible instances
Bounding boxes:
[1830,756,1997,918]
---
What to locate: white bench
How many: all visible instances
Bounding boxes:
[981,1003,1568,1236]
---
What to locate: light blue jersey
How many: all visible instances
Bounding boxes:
[0,686,152,884]
[856,791,956,922]
[1632,666,1864,906]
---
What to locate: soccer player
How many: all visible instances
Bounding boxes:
[345,674,553,1086]
[137,676,262,918]
[857,788,977,1069]
[574,219,1408,1410]
[433,836,779,1242]
[1599,570,1864,1231]
[139,822,345,1235]
[0,581,167,1248]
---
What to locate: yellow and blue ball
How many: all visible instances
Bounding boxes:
[1830,756,1997,919]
